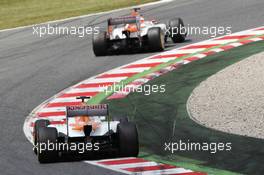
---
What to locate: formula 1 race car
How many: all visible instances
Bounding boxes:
[92,8,187,56]
[33,96,138,163]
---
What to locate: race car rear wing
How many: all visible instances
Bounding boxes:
[107,16,141,36]
[65,104,109,138]
[108,16,138,26]
[66,104,108,117]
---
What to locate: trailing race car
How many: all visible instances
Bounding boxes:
[34,96,138,163]
[92,8,187,56]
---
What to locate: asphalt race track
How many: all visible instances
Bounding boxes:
[0,0,263,174]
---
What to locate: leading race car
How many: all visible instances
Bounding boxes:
[92,8,187,56]
[33,96,138,163]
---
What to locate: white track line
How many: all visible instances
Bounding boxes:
[167,48,206,54]
[110,67,150,74]
[229,42,243,47]
[66,87,105,93]
[33,116,66,121]
[136,168,192,175]
[110,162,160,169]
[37,107,66,113]
[82,77,127,83]
[86,160,131,174]
[197,39,238,45]
[50,97,81,103]
[210,48,224,52]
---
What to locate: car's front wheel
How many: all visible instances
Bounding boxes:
[168,18,186,43]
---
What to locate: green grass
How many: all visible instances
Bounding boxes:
[103,40,264,175]
[0,0,156,29]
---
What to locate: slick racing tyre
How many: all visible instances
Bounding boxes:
[92,31,108,56]
[168,18,186,43]
[117,122,139,157]
[34,120,50,154]
[37,127,58,163]
[147,27,165,51]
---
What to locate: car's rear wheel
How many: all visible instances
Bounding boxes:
[34,120,50,154]
[37,127,58,163]
[147,27,165,52]
[117,122,139,157]
[93,31,108,56]
[168,18,186,43]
